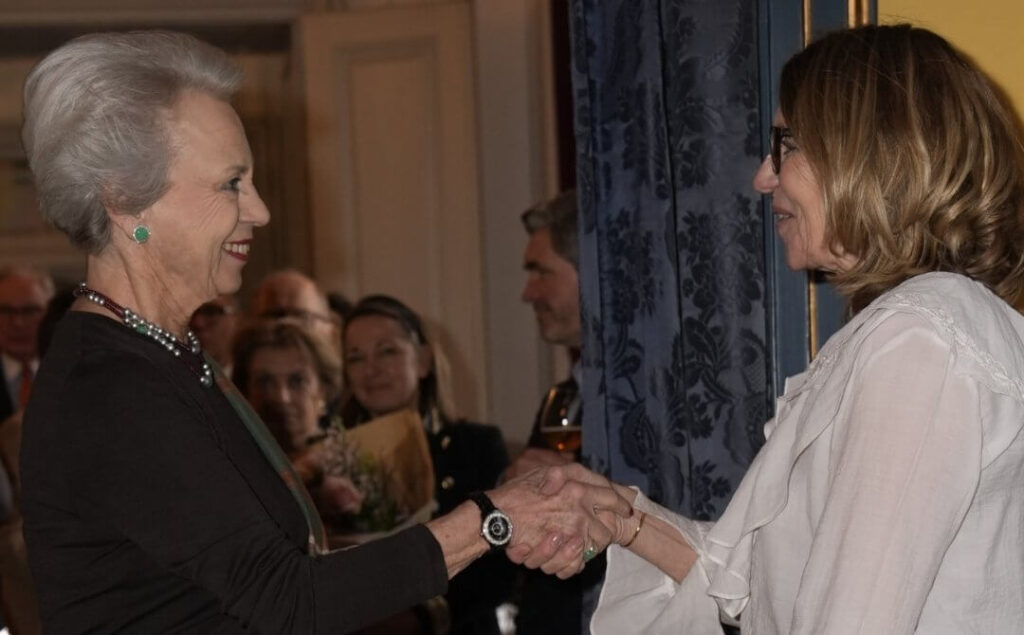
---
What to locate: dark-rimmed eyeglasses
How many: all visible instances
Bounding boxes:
[770,125,794,174]
[0,304,44,320]
[259,307,335,326]
[193,302,236,319]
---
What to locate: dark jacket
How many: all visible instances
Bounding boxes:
[516,377,606,635]
[429,420,514,635]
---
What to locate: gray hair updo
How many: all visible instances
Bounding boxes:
[22,31,242,253]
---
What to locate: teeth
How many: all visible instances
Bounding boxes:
[224,242,250,255]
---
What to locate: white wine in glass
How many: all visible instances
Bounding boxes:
[537,383,582,454]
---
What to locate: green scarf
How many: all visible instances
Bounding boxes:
[211,360,328,555]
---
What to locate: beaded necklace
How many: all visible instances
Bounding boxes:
[74,283,214,387]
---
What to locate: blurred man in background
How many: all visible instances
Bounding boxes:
[0,266,53,422]
[507,191,602,635]
[251,269,338,350]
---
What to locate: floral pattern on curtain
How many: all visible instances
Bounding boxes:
[571,0,767,520]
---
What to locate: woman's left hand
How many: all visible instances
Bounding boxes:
[494,464,633,579]
[425,463,632,580]
[504,463,642,578]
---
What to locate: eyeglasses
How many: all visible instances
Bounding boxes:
[193,302,236,319]
[0,304,44,320]
[260,307,335,326]
[770,125,794,174]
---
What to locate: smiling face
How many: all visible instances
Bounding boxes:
[521,228,582,347]
[343,314,430,419]
[143,90,269,308]
[246,345,325,454]
[753,113,854,273]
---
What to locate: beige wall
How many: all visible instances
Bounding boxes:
[880,1,1024,117]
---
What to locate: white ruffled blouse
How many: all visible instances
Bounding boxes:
[593,273,1024,634]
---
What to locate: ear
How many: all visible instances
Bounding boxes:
[102,200,146,245]
[416,344,433,380]
[101,188,146,243]
[106,212,141,243]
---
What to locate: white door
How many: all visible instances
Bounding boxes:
[298,2,487,421]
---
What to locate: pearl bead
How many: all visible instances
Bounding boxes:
[74,283,213,388]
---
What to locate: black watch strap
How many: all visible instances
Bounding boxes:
[468,490,497,517]
[468,490,512,550]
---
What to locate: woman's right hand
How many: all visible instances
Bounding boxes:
[541,464,699,584]
[490,464,634,579]
[546,463,643,548]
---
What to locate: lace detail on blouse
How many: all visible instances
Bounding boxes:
[879,291,1024,402]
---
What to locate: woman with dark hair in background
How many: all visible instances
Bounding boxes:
[341,295,515,634]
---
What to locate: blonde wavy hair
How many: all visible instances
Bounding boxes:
[780,24,1024,311]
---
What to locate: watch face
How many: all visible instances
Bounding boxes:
[482,510,513,546]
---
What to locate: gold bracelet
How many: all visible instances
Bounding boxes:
[621,511,645,548]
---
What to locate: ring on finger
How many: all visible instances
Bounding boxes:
[582,545,598,563]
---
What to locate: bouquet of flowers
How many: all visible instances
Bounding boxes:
[313,410,436,542]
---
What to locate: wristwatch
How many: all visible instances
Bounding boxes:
[468,491,513,550]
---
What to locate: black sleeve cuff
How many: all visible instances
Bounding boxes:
[313,524,449,632]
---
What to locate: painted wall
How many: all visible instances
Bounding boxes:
[879,1,1024,116]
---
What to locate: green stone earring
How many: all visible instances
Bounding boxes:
[132,225,151,244]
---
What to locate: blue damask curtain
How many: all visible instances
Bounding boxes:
[572,0,767,520]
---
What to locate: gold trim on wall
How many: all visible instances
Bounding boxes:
[806,1,875,359]
[802,0,819,358]
[848,0,871,27]
[808,277,821,358]
[802,0,813,46]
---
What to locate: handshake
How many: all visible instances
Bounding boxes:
[484,457,640,580]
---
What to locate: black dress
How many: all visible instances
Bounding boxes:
[21,312,447,634]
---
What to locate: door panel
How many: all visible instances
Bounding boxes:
[299,2,486,420]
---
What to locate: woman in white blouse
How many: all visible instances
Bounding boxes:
[578,24,1024,634]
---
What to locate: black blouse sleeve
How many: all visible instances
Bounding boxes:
[59,352,447,633]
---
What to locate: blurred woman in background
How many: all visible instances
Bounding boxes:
[341,295,514,635]
[232,319,364,519]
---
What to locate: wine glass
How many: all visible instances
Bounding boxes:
[537,382,582,455]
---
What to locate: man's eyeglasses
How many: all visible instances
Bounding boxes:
[193,302,236,319]
[259,307,335,326]
[0,304,44,320]
[770,125,794,174]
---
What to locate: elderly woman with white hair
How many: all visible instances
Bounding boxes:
[18,31,631,633]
